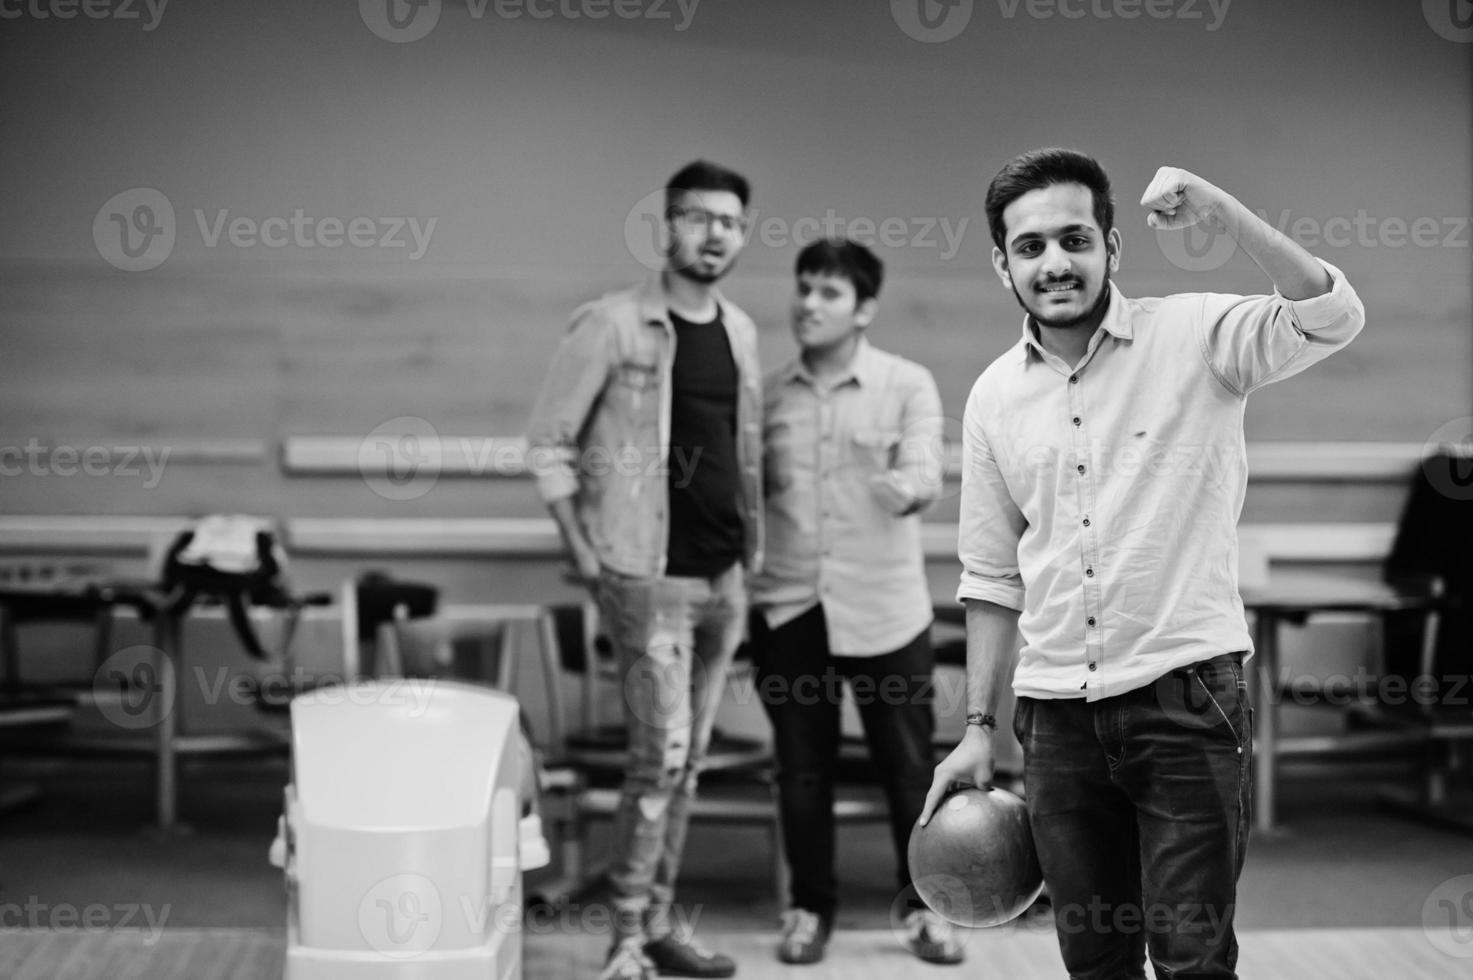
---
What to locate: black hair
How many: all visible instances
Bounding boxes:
[795,238,884,304]
[665,159,751,211]
[985,148,1115,250]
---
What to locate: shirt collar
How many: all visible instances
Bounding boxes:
[638,272,730,329]
[781,336,878,389]
[1018,281,1130,363]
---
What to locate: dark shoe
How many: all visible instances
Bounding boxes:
[643,931,736,978]
[903,909,964,965]
[597,936,656,980]
[777,908,829,965]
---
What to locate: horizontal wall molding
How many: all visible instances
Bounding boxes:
[1245,443,1454,482]
[282,437,1457,483]
[0,516,195,553]
[0,516,1397,564]
[282,436,530,477]
[287,518,560,555]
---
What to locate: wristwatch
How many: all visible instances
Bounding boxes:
[965,711,998,731]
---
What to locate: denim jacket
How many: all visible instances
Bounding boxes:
[526,274,764,578]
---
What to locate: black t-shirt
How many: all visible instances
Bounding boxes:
[665,308,745,577]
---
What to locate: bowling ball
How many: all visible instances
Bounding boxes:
[908,786,1044,927]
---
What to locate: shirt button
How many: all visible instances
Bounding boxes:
[1086,568,1094,577]
[1069,375,1079,384]
[1082,518,1091,527]
[1087,617,1096,627]
[1077,464,1086,474]
[1073,416,1081,426]
[1088,662,1097,671]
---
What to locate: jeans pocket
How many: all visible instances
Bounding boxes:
[1012,696,1032,746]
[1192,658,1249,749]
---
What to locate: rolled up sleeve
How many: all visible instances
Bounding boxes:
[1197,260,1366,396]
[524,307,613,503]
[956,382,1026,611]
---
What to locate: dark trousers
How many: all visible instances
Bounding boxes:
[1014,654,1253,980]
[751,604,936,922]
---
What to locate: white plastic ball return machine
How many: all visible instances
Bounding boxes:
[270,679,550,979]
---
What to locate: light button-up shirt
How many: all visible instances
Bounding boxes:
[957,263,1365,698]
[753,339,944,656]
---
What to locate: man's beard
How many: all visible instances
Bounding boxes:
[1011,270,1112,330]
[671,252,736,285]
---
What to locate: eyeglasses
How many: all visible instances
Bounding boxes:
[671,206,749,236]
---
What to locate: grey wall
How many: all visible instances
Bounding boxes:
[0,0,1468,522]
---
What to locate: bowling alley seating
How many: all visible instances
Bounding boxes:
[1348,451,1473,830]
[0,692,74,814]
[0,563,120,701]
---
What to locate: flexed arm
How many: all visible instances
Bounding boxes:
[1141,166,1332,300]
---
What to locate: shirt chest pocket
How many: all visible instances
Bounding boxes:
[605,359,661,429]
[613,359,659,392]
[848,429,900,473]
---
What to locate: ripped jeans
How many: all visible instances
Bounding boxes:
[596,562,746,940]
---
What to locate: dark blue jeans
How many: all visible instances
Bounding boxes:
[1014,654,1252,980]
[752,604,936,922]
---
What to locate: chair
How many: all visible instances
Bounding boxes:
[0,693,74,813]
[0,577,119,698]
[346,572,439,678]
[1355,451,1473,829]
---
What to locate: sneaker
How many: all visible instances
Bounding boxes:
[903,909,965,965]
[643,931,736,978]
[597,936,656,980]
[777,908,829,965]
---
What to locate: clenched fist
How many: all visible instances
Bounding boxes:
[1140,167,1231,232]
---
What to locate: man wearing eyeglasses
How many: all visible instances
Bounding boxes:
[527,160,763,980]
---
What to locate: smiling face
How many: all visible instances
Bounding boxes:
[991,181,1121,331]
[666,189,748,284]
[791,270,876,359]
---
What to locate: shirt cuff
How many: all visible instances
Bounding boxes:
[1277,259,1360,334]
[955,572,1025,612]
[534,468,579,503]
